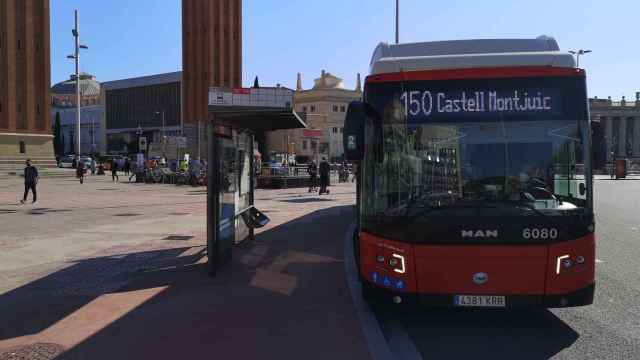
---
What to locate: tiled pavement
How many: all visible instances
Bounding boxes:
[0,174,369,359]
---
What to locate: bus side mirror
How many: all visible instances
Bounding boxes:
[591,121,606,170]
[343,101,369,161]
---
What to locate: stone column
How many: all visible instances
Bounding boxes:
[619,116,627,156]
[634,118,640,157]
[604,117,613,161]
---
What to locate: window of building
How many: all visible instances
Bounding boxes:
[310,105,316,112]
[332,127,338,133]
[340,105,346,112]
[17,104,21,113]
[340,127,344,133]
[19,141,25,154]
[302,106,307,112]
[333,105,338,112]
[311,141,317,150]
[36,105,40,115]
[302,140,308,150]
[0,101,2,113]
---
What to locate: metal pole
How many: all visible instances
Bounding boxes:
[576,54,580,69]
[162,110,166,158]
[395,0,399,44]
[74,10,81,156]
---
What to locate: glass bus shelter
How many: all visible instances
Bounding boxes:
[206,107,306,276]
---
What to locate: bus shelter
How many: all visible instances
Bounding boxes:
[206,107,306,275]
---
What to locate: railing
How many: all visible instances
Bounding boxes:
[260,166,310,178]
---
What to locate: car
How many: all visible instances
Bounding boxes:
[58,155,75,168]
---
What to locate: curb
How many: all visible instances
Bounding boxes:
[343,222,424,360]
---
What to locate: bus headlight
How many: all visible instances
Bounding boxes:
[562,258,573,269]
[376,255,385,263]
[576,255,585,264]
[391,254,405,274]
[389,257,398,267]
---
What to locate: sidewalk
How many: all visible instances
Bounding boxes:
[0,183,370,360]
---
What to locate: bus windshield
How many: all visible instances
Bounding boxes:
[361,75,593,243]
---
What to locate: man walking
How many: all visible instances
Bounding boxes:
[20,159,38,204]
[307,160,318,193]
[319,157,330,195]
[111,159,119,182]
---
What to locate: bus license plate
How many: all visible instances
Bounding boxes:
[454,295,505,307]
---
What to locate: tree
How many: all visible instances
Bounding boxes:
[53,113,63,157]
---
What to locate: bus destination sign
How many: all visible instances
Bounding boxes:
[399,88,563,122]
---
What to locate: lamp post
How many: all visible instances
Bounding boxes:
[155,110,166,158]
[568,49,591,68]
[395,0,400,44]
[66,9,88,157]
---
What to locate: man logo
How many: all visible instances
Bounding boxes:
[461,230,499,238]
[473,272,488,285]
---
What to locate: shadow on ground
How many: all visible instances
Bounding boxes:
[0,204,369,360]
[372,292,579,359]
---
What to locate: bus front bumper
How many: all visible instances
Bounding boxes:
[362,282,595,308]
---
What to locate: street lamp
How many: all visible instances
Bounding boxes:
[67,9,89,158]
[568,49,591,68]
[155,110,166,158]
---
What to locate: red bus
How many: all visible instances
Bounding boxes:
[344,37,598,308]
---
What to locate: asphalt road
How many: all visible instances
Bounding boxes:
[374,179,640,360]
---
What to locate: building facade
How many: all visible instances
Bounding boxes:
[0,0,54,168]
[266,71,362,162]
[182,0,242,156]
[590,93,640,161]
[101,72,182,157]
[51,73,103,155]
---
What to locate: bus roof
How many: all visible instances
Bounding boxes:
[369,36,576,75]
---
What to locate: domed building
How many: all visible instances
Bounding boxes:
[51,73,104,155]
[51,73,101,107]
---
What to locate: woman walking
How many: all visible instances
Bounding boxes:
[111,160,119,181]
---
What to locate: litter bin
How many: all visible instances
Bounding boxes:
[615,159,627,179]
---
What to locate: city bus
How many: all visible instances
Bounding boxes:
[344,37,600,308]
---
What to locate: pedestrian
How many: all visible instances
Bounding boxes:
[123,158,131,176]
[76,160,86,184]
[20,159,38,204]
[307,160,318,193]
[129,160,137,182]
[610,151,616,180]
[111,160,119,181]
[90,158,96,176]
[319,157,330,195]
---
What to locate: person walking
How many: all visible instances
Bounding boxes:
[129,160,137,182]
[319,157,330,195]
[123,158,131,176]
[111,159,119,182]
[90,158,96,176]
[76,160,86,184]
[20,159,38,204]
[307,160,318,193]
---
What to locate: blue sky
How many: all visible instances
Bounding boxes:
[51,0,638,100]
